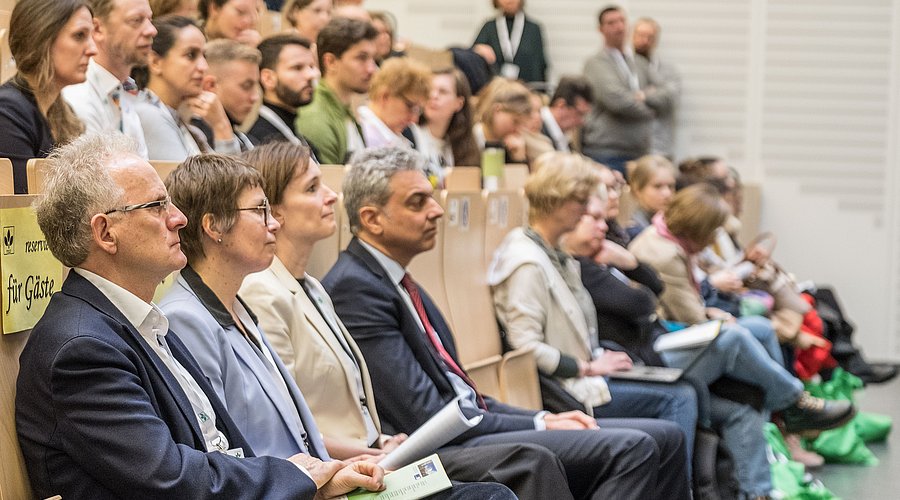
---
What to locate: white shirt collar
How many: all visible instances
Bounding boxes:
[358,239,407,285]
[73,268,168,342]
[87,59,125,98]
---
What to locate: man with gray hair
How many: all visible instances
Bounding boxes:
[323,146,685,500]
[16,133,379,499]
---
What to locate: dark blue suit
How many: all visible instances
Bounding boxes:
[323,238,690,500]
[15,272,317,499]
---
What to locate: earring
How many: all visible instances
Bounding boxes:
[217,238,223,243]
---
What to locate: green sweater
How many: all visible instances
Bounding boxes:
[295,80,361,165]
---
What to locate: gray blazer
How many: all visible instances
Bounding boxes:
[581,48,675,159]
[160,268,330,460]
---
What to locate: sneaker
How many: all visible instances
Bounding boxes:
[781,391,856,434]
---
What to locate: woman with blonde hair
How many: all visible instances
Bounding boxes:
[473,78,531,164]
[0,0,96,193]
[488,151,692,500]
[624,153,677,240]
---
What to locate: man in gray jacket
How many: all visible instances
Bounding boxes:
[582,6,676,175]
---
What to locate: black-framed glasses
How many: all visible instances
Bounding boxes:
[105,196,172,215]
[236,198,272,226]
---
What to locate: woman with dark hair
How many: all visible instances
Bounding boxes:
[283,0,332,45]
[134,15,239,161]
[0,0,96,193]
[150,0,200,18]
[199,0,261,46]
[413,68,481,167]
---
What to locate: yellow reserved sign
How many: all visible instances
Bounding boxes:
[1,198,64,334]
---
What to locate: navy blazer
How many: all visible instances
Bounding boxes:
[322,238,537,444]
[15,272,316,500]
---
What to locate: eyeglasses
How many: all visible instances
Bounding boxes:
[105,196,172,215]
[236,198,272,226]
[399,95,422,115]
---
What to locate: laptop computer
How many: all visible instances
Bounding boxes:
[608,321,724,384]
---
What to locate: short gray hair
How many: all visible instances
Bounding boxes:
[343,147,427,235]
[34,133,133,267]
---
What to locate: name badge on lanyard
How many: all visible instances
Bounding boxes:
[496,12,524,79]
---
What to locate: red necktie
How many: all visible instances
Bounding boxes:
[400,273,488,410]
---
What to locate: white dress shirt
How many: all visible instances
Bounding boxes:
[63,59,149,159]
[73,268,229,453]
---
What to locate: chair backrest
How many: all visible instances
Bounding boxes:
[483,190,528,269]
[25,159,49,195]
[406,198,451,327]
[0,159,13,195]
[149,160,182,183]
[444,166,481,191]
[0,330,33,500]
[500,164,529,191]
[440,191,503,365]
[0,9,14,83]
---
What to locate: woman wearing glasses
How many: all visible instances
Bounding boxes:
[157,154,295,454]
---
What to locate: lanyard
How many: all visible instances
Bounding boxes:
[495,12,525,62]
[609,48,640,91]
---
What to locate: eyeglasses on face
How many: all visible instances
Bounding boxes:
[105,196,172,215]
[236,198,273,226]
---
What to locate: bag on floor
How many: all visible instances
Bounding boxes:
[764,423,838,500]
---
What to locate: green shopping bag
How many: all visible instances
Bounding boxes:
[854,412,892,443]
[765,424,839,499]
[803,368,862,402]
[808,421,878,466]
[802,369,890,465]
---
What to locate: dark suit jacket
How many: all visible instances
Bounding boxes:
[15,272,316,500]
[0,78,54,194]
[322,238,537,444]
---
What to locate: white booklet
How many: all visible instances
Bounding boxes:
[379,396,483,470]
[653,320,723,352]
[348,454,452,500]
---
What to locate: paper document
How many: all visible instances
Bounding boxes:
[653,320,722,352]
[348,454,452,500]
[379,396,483,470]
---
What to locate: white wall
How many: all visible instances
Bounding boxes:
[368,0,900,361]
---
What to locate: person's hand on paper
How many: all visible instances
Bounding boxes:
[543,410,599,430]
[584,350,633,376]
[379,433,408,453]
[287,454,343,488]
[315,461,386,499]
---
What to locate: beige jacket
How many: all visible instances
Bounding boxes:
[629,226,708,325]
[240,256,381,447]
[488,228,611,412]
